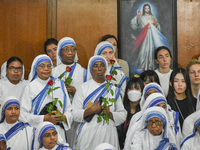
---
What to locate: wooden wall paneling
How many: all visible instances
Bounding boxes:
[0,0,47,79]
[57,0,117,68]
[47,0,57,39]
[177,0,200,68]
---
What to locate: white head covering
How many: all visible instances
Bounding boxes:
[94,143,116,150]
[181,110,200,148]
[0,134,6,142]
[124,93,167,150]
[33,121,69,150]
[56,37,78,66]
[130,106,177,150]
[86,55,108,81]
[0,96,20,123]
[28,54,52,82]
[1,61,25,81]
[140,83,164,109]
[94,41,120,68]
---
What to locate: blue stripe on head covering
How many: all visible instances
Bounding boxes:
[194,118,200,132]
[144,85,162,98]
[147,96,167,108]
[39,124,56,148]
[58,40,76,58]
[97,44,114,55]
[1,99,20,123]
[145,110,166,127]
[89,57,107,73]
[0,134,6,141]
[32,57,52,82]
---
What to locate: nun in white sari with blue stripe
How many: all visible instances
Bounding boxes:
[93,41,129,99]
[33,122,73,150]
[72,55,127,150]
[125,93,182,150]
[0,96,34,150]
[181,111,200,150]
[20,54,73,143]
[130,106,178,150]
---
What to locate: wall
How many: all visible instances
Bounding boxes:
[177,0,200,68]
[0,0,200,79]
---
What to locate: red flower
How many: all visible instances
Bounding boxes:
[66,66,72,72]
[47,79,53,86]
[106,75,113,81]
[110,60,115,65]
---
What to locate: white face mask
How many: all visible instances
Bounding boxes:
[127,90,142,102]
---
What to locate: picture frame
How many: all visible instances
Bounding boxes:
[118,0,177,77]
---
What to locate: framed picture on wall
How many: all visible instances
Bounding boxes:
[118,0,177,77]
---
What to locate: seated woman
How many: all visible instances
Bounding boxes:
[72,55,127,150]
[20,54,73,142]
[181,111,200,150]
[0,134,9,150]
[125,93,181,150]
[93,41,129,98]
[130,106,178,150]
[118,76,144,149]
[0,57,28,104]
[0,96,34,149]
[33,121,72,150]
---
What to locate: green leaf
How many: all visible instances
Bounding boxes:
[58,100,63,108]
[48,89,52,95]
[110,89,114,96]
[109,98,117,103]
[112,70,117,75]
[47,109,52,115]
[97,115,102,123]
[114,84,118,87]
[105,83,109,89]
[59,74,64,80]
[53,87,60,91]
[112,77,117,81]
[53,100,57,106]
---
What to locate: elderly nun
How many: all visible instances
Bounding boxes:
[130,106,178,150]
[72,55,127,150]
[125,93,182,150]
[20,54,73,143]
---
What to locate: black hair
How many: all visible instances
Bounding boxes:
[166,68,194,114]
[154,46,172,59]
[101,34,118,48]
[142,4,152,15]
[140,70,160,85]
[44,38,58,54]
[123,77,144,113]
[6,57,23,68]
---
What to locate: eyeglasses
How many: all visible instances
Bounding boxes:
[38,64,52,70]
[61,48,77,53]
[8,66,23,72]
[43,131,57,138]
[147,120,163,126]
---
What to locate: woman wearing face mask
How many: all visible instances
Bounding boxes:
[118,77,144,149]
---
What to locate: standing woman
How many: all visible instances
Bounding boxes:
[0,57,28,104]
[72,55,127,150]
[167,68,195,128]
[93,41,129,98]
[118,77,144,149]
[20,54,73,142]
